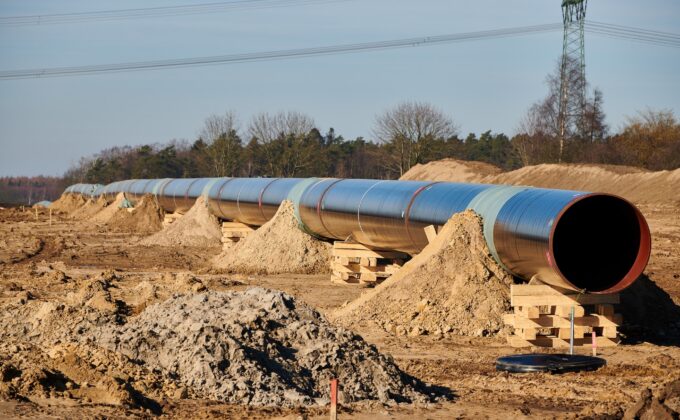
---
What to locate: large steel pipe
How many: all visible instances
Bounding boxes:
[67,177,651,294]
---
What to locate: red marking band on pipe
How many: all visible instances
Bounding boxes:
[316,179,344,239]
[403,182,439,251]
[258,178,279,223]
[215,179,235,220]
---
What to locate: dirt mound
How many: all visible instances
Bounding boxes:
[401,159,502,183]
[90,193,127,224]
[0,235,43,264]
[49,193,87,214]
[105,194,163,234]
[139,196,222,247]
[70,196,107,220]
[334,210,514,337]
[401,160,680,204]
[488,164,680,204]
[212,201,331,274]
[99,288,440,407]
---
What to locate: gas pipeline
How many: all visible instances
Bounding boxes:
[63,177,651,294]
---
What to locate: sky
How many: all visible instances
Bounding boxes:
[0,0,678,177]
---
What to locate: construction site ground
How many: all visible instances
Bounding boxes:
[1,163,679,419]
[0,202,678,419]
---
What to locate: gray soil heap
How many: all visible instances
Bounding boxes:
[99,288,437,407]
[212,200,331,274]
[334,210,514,337]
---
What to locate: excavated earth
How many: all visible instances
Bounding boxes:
[1,162,680,419]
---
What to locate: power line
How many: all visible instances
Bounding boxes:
[0,23,564,80]
[0,21,677,80]
[0,0,354,26]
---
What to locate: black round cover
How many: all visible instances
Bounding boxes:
[496,353,606,373]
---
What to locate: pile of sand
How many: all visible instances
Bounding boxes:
[213,201,331,274]
[70,196,108,220]
[90,193,126,224]
[99,288,440,406]
[104,194,163,234]
[139,196,222,247]
[333,210,514,337]
[401,160,680,204]
[49,193,87,214]
[403,159,502,183]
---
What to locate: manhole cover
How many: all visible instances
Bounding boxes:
[496,353,606,373]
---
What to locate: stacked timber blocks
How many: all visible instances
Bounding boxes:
[221,222,255,250]
[331,241,407,285]
[505,284,621,348]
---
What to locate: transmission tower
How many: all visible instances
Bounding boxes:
[558,0,587,161]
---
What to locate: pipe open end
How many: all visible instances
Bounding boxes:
[551,194,651,294]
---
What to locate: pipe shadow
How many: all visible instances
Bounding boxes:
[619,275,680,346]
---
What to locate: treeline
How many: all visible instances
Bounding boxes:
[63,128,520,185]
[0,176,66,205]
[63,104,680,188]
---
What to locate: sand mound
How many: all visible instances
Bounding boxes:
[212,201,331,274]
[139,196,222,247]
[49,193,87,214]
[105,194,163,234]
[70,196,107,220]
[333,210,514,337]
[99,288,440,406]
[402,159,502,183]
[90,193,127,224]
[401,160,680,204]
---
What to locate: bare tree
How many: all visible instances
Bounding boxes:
[248,111,315,144]
[516,57,607,164]
[200,111,241,177]
[248,111,316,176]
[373,101,457,176]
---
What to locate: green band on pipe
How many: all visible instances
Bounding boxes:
[286,178,325,238]
[466,185,528,271]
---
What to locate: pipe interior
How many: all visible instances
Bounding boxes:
[553,195,642,292]
[552,195,642,292]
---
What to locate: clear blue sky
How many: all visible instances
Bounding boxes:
[0,0,678,176]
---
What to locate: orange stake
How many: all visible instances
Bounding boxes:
[330,379,338,420]
[592,331,597,356]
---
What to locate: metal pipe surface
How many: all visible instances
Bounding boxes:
[68,177,651,294]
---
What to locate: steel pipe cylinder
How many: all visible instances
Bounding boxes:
[63,177,651,294]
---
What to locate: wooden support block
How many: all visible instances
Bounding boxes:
[331,248,407,259]
[596,304,615,316]
[515,306,540,318]
[337,256,350,266]
[333,241,373,250]
[557,326,586,339]
[511,285,620,306]
[359,257,378,267]
[508,336,619,348]
[504,314,622,329]
[602,326,618,338]
[424,225,437,244]
[511,293,619,307]
[555,305,586,317]
[519,328,537,340]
